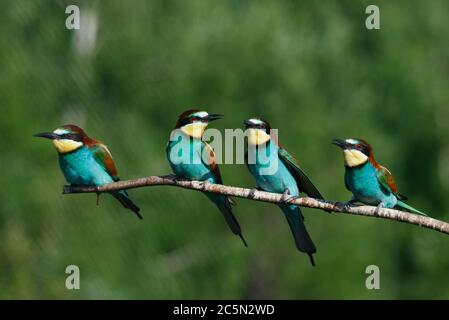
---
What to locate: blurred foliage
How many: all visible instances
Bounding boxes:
[0,0,448,299]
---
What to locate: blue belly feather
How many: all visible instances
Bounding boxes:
[247,144,299,213]
[167,136,216,183]
[247,146,298,196]
[59,146,114,186]
[166,133,229,212]
[345,162,397,208]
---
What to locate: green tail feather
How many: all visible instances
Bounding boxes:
[112,191,142,219]
[396,200,428,216]
[283,208,317,266]
[206,193,248,247]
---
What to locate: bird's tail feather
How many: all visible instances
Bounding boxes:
[208,193,248,247]
[284,207,317,266]
[396,200,428,216]
[112,191,142,219]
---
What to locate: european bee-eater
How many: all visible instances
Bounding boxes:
[244,118,325,266]
[166,109,247,246]
[332,138,427,216]
[34,124,142,219]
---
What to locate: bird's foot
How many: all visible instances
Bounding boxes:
[374,203,384,216]
[284,195,299,204]
[165,174,185,183]
[334,202,347,211]
[197,181,207,191]
[95,187,101,206]
[281,189,298,204]
[248,188,259,199]
[335,200,357,212]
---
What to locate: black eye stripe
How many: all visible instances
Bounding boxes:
[254,124,270,131]
[61,133,82,141]
[179,116,203,126]
[353,143,370,155]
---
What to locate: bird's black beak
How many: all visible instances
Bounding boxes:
[332,138,348,149]
[243,119,253,128]
[33,132,59,140]
[206,114,223,122]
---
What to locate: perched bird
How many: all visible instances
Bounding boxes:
[166,109,247,246]
[244,118,325,266]
[332,138,427,216]
[34,124,142,219]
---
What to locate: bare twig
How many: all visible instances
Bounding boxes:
[62,175,449,236]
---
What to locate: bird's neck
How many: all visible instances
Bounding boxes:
[345,161,378,187]
[247,128,271,146]
[180,123,207,139]
[171,128,202,142]
[59,144,89,156]
[247,140,278,167]
[345,161,372,171]
[54,140,84,155]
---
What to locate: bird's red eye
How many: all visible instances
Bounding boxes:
[356,144,363,150]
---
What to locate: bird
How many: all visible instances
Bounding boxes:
[33,124,142,219]
[244,117,325,266]
[166,109,247,246]
[332,138,427,216]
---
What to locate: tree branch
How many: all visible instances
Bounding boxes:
[62,175,449,236]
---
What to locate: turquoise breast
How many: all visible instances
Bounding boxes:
[167,135,215,182]
[59,146,114,186]
[345,162,397,207]
[247,143,299,196]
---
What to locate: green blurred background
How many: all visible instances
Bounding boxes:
[1,0,448,299]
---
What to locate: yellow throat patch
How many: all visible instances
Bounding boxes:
[247,128,271,146]
[52,139,83,154]
[343,149,368,167]
[180,122,208,139]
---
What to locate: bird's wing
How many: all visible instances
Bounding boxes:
[244,150,251,174]
[201,141,223,185]
[278,146,324,200]
[344,178,351,191]
[88,141,119,181]
[201,142,237,205]
[376,165,407,200]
